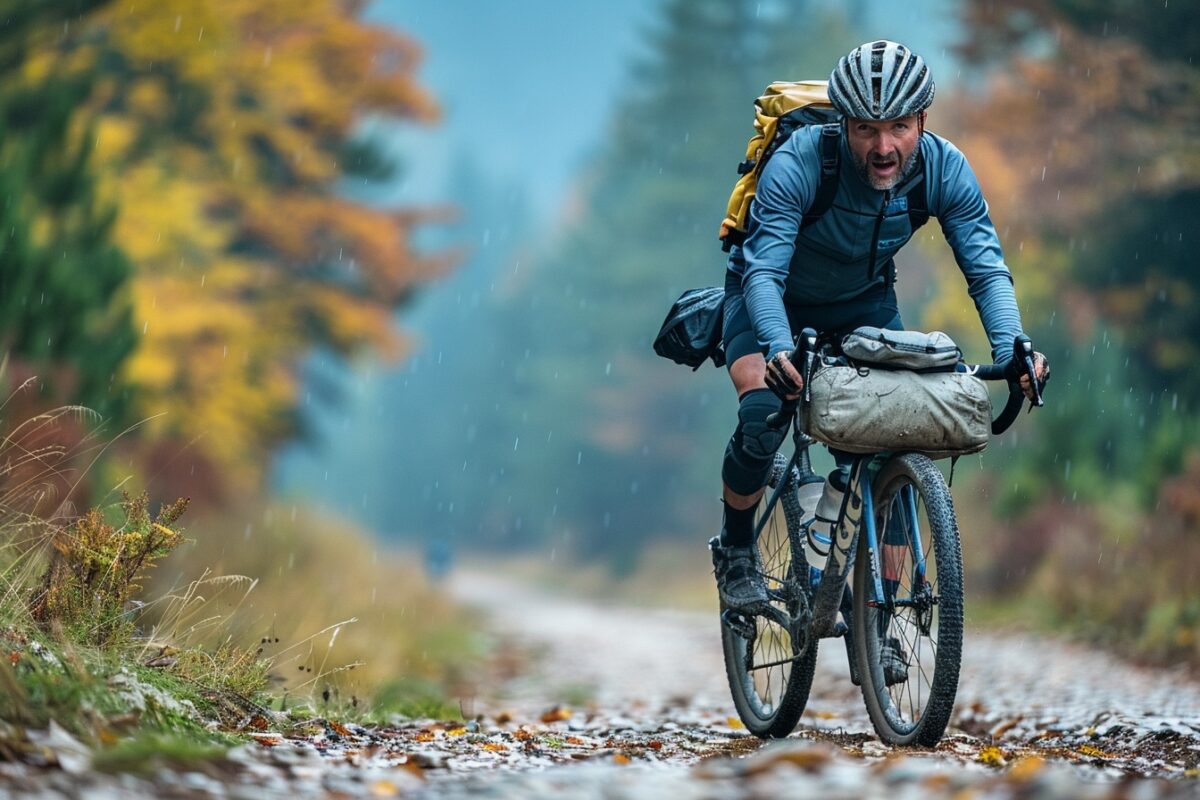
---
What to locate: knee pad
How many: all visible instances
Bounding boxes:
[722,389,784,495]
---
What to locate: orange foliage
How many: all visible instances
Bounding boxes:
[34,0,456,499]
[948,27,1200,240]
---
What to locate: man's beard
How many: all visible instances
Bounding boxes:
[853,146,920,191]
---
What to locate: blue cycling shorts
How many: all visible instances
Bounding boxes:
[721,268,904,367]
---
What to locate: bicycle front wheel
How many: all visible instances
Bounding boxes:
[853,452,963,746]
[721,453,819,739]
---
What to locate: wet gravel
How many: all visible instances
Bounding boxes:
[3,570,1198,798]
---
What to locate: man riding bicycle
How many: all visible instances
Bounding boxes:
[713,40,1050,612]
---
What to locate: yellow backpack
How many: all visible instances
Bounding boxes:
[718,80,840,252]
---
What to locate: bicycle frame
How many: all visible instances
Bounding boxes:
[751,424,924,650]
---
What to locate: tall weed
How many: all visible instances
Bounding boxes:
[28,492,188,647]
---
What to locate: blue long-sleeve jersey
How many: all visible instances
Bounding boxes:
[727,125,1023,364]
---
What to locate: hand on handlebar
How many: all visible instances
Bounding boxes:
[765,350,804,401]
[1020,351,1050,403]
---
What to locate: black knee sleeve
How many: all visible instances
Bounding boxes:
[722,388,785,495]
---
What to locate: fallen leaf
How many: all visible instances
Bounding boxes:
[413,731,436,742]
[481,742,508,752]
[989,716,1024,739]
[447,727,467,737]
[565,736,586,746]
[977,746,1006,767]
[744,745,833,776]
[540,706,572,723]
[920,773,952,791]
[646,740,663,750]
[807,710,839,720]
[1077,744,1113,759]
[242,715,270,732]
[494,711,514,725]
[328,721,352,737]
[1008,756,1046,781]
[613,753,631,765]
[726,717,745,729]
[370,779,400,797]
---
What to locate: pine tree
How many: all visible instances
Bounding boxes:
[487,0,858,567]
[0,0,136,418]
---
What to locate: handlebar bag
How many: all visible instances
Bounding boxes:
[803,365,992,459]
[840,327,962,371]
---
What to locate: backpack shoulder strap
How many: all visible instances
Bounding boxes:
[907,164,929,232]
[799,122,841,232]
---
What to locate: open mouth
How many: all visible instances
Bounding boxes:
[870,159,898,175]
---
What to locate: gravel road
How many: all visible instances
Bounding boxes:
[4,568,1197,799]
[411,569,1200,798]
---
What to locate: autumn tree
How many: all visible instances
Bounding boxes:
[909,0,1199,506]
[28,0,455,498]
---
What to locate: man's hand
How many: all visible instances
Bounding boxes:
[1019,351,1050,401]
[765,351,804,401]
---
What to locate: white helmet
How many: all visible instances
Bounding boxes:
[828,40,935,121]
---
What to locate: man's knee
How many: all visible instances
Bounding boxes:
[728,352,766,396]
[722,388,784,494]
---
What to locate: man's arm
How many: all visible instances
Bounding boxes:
[740,145,815,359]
[934,143,1024,365]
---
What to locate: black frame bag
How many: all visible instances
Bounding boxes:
[653,286,726,369]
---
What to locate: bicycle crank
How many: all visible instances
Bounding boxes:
[721,608,757,640]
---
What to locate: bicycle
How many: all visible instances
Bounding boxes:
[717,330,1044,745]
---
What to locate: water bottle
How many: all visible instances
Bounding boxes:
[805,469,848,585]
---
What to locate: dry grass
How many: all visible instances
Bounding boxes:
[143,502,480,714]
[0,380,477,722]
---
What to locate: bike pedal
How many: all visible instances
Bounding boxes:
[721,608,756,640]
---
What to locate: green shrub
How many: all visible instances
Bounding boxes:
[29,492,188,647]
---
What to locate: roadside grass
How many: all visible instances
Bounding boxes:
[0,405,482,775]
[144,501,482,719]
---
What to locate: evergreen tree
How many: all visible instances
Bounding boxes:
[0,0,136,418]
[487,0,858,568]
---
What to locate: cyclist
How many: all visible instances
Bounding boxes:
[713,40,1049,613]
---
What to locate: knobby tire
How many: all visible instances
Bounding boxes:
[721,453,819,739]
[853,452,964,746]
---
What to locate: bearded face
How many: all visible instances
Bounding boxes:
[845,114,924,191]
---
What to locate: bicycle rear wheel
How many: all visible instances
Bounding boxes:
[721,453,819,739]
[853,452,963,746]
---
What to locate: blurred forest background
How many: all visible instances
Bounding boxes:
[1,0,1197,707]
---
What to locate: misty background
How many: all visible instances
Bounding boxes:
[1,0,1192,683]
[274,0,964,556]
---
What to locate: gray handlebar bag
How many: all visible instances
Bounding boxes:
[804,328,991,459]
[840,327,962,370]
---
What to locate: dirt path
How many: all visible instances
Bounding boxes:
[403,569,1200,798]
[6,569,1197,799]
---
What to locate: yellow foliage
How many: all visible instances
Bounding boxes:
[34,0,450,498]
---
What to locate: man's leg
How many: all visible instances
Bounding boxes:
[713,352,781,610]
[720,353,778,545]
